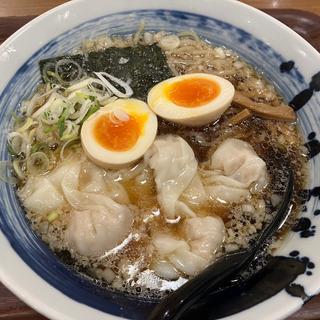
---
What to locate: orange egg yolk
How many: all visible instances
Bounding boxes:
[165,78,221,108]
[94,113,147,151]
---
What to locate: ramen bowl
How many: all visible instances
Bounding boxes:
[0,1,320,319]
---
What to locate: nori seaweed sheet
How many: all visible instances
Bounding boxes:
[39,45,173,100]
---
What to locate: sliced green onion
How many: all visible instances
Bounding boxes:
[94,72,133,98]
[46,70,61,82]
[43,125,57,134]
[7,144,16,157]
[27,152,49,175]
[60,138,80,160]
[31,142,49,154]
[12,160,25,180]
[73,100,91,124]
[75,91,90,100]
[61,121,79,141]
[81,102,100,124]
[8,132,25,156]
[11,112,25,127]
[0,161,17,184]
[42,62,56,84]
[17,117,37,133]
[47,211,59,223]
[41,99,65,125]
[54,59,84,85]
[32,94,57,118]
[57,107,71,137]
[65,78,94,94]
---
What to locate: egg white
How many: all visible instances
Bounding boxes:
[81,98,158,169]
[147,73,235,126]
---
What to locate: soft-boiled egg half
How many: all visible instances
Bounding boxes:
[148,73,235,126]
[81,99,158,168]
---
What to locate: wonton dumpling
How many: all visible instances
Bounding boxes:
[81,161,106,194]
[19,161,79,215]
[211,138,267,189]
[144,135,198,219]
[168,248,207,277]
[153,233,189,255]
[80,161,130,204]
[152,233,206,278]
[49,161,79,192]
[181,173,207,208]
[22,177,65,215]
[65,202,133,257]
[207,184,250,204]
[204,138,267,203]
[184,216,225,259]
[19,157,133,257]
[152,215,225,278]
[59,161,133,257]
[151,260,181,280]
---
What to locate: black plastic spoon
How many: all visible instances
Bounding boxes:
[148,170,293,320]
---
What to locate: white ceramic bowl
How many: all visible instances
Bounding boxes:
[0,1,320,319]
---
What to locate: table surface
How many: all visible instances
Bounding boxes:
[0,1,320,320]
[0,0,319,16]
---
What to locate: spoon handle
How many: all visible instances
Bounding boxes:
[148,171,293,320]
[148,250,252,320]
